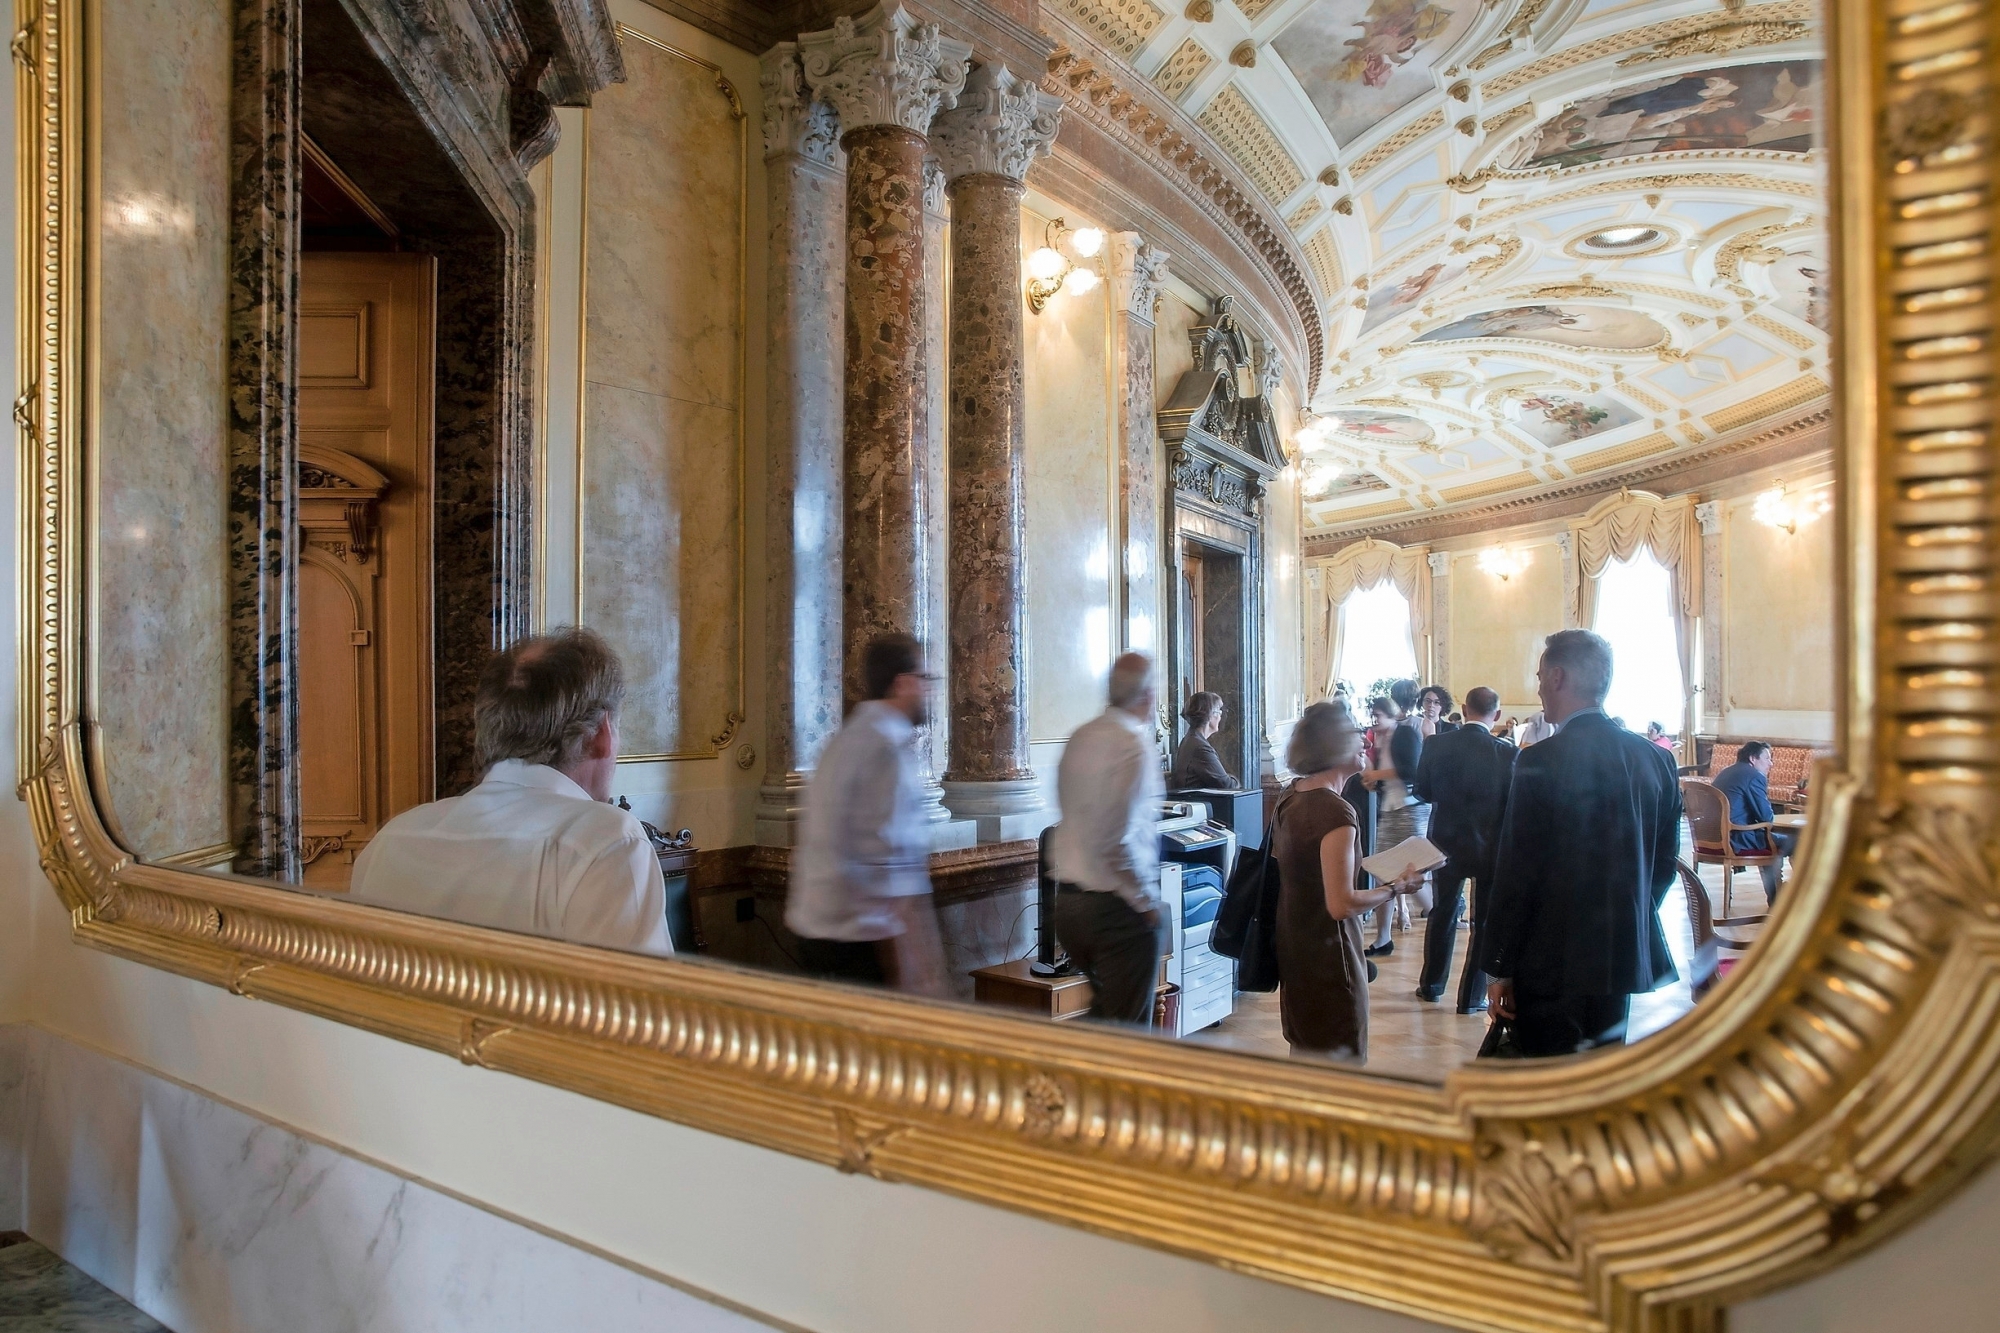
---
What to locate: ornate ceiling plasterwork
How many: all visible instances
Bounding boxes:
[1062,0,1832,535]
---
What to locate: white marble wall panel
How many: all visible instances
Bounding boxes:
[1023,207,1115,743]
[1447,544,1566,714]
[13,1026,768,1332]
[90,0,231,857]
[581,36,746,760]
[0,1025,24,1229]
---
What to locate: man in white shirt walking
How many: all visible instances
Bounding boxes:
[786,634,948,996]
[1048,652,1168,1024]
[351,627,673,957]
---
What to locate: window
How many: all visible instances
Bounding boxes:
[1335,582,1418,692]
[1592,551,1686,733]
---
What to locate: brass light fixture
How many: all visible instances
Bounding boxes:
[1025,217,1105,313]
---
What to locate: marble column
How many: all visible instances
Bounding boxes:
[930,65,1060,842]
[754,45,847,847]
[1695,499,1724,736]
[1109,232,1171,656]
[800,5,971,714]
[1556,531,1580,630]
[918,158,959,836]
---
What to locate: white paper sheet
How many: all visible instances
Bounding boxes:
[1360,836,1447,883]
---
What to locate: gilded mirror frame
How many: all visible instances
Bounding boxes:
[16,0,2000,1328]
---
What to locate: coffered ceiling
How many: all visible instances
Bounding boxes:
[1047,0,1829,537]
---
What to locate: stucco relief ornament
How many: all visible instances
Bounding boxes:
[798,4,971,136]
[1109,233,1170,321]
[930,63,1062,183]
[758,43,841,166]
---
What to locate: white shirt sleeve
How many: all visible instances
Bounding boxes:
[563,836,675,956]
[841,728,931,900]
[1095,737,1156,912]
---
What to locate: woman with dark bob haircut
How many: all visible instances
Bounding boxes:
[1270,701,1422,1060]
[1169,691,1238,790]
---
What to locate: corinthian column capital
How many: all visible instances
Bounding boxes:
[798,4,971,136]
[930,64,1062,183]
[760,43,843,165]
[1109,232,1171,323]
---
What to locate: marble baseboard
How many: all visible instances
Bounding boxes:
[0,1026,23,1231]
[2,1026,776,1333]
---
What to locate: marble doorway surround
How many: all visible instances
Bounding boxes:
[0,1027,780,1333]
[289,0,624,805]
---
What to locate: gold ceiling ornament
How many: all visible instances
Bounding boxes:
[1617,18,1813,65]
[1528,277,1619,299]
[20,3,2000,1333]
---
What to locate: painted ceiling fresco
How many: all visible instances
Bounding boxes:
[1271,0,1480,147]
[1088,0,1833,534]
[1413,305,1669,351]
[1513,62,1822,169]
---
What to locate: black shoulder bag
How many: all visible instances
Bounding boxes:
[1211,800,1285,992]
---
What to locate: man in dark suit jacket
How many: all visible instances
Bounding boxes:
[1711,741,1795,899]
[1411,685,1516,1011]
[1479,630,1682,1057]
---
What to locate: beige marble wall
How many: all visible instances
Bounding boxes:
[1152,295,1200,410]
[90,0,232,858]
[1722,492,1836,736]
[1446,543,1566,715]
[579,33,745,761]
[1023,203,1116,743]
[1262,394,1303,779]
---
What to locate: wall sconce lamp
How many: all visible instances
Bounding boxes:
[1026,218,1105,313]
[1477,547,1528,581]
[1752,479,1831,534]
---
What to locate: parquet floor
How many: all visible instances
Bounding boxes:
[1184,843,1767,1081]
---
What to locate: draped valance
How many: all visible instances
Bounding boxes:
[1313,539,1432,698]
[1571,490,1702,628]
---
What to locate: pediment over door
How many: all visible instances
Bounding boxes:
[298,444,390,565]
[1159,297,1286,514]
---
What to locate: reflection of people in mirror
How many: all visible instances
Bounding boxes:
[350,627,674,957]
[1711,741,1796,901]
[1169,691,1237,790]
[787,634,949,997]
[1272,701,1424,1061]
[1047,653,1171,1025]
[1479,630,1682,1057]
[1411,686,1516,1013]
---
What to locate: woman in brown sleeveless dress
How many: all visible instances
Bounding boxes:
[1273,701,1422,1061]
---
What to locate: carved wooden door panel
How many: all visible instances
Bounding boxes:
[298,253,436,886]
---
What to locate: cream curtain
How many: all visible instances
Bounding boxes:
[1318,539,1431,695]
[1572,491,1701,735]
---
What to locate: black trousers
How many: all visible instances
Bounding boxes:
[1418,869,1488,1009]
[1053,887,1167,1025]
[796,936,889,987]
[1509,992,1629,1057]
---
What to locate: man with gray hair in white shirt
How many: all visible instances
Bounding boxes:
[1047,651,1168,1024]
[352,627,673,957]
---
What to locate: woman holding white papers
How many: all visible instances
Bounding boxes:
[1271,702,1426,1061]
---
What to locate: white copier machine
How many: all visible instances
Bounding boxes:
[1158,801,1237,1037]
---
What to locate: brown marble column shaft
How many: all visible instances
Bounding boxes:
[943,171,1031,784]
[838,123,932,705]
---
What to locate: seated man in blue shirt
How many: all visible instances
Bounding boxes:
[1711,741,1795,901]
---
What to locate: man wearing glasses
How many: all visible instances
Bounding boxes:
[787,634,949,996]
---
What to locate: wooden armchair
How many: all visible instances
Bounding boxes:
[1676,860,1720,1001]
[1681,778,1778,926]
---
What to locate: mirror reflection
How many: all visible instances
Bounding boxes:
[90,0,1833,1083]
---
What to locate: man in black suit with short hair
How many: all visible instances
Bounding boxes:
[1479,630,1682,1057]
[1412,685,1516,1012]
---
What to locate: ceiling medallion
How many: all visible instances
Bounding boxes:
[1564,224,1679,259]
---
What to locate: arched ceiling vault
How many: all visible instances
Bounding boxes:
[1045,0,1829,535]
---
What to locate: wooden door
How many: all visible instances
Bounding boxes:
[298,253,435,886]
